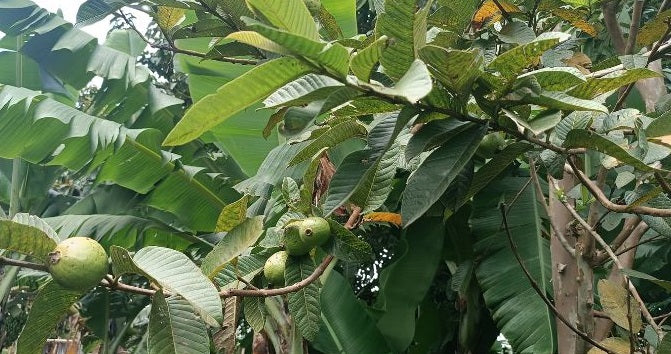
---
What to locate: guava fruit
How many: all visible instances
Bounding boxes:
[264,251,289,286]
[47,237,108,291]
[476,132,506,159]
[283,217,331,256]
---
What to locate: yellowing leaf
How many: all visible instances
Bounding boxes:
[597,279,642,332]
[226,31,290,54]
[157,6,185,30]
[216,195,250,232]
[472,0,520,27]
[553,8,596,37]
[638,9,671,46]
[363,212,402,227]
[586,337,631,354]
[650,135,671,147]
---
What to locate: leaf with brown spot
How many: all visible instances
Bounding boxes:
[472,0,521,28]
[553,8,596,37]
[586,337,631,354]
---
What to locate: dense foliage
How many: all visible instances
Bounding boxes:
[2,0,671,353]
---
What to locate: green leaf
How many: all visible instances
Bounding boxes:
[324,219,373,263]
[375,216,445,352]
[598,279,642,332]
[353,59,433,103]
[375,0,423,80]
[213,254,267,290]
[313,271,390,353]
[201,216,265,278]
[225,31,290,54]
[215,195,250,232]
[323,110,413,215]
[0,215,58,261]
[148,291,210,354]
[246,0,318,40]
[401,125,487,226]
[163,57,311,146]
[282,176,301,207]
[244,20,350,77]
[517,67,586,91]
[456,142,533,208]
[110,246,223,326]
[17,281,82,354]
[509,90,608,114]
[622,268,671,293]
[646,110,671,139]
[321,0,357,37]
[290,119,367,166]
[638,9,671,46]
[405,120,474,162]
[243,296,266,332]
[350,142,400,213]
[286,255,321,340]
[419,46,483,94]
[488,33,568,80]
[471,177,554,353]
[568,68,662,99]
[264,74,344,108]
[563,129,662,172]
[350,36,388,82]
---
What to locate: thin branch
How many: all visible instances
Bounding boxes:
[499,204,615,354]
[553,187,664,338]
[624,0,645,55]
[0,256,48,272]
[595,217,644,263]
[236,276,260,290]
[612,233,660,258]
[117,11,258,65]
[655,172,671,196]
[567,158,671,217]
[530,159,576,256]
[602,0,627,54]
[492,0,512,20]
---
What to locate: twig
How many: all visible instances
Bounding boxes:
[655,172,671,196]
[0,256,48,272]
[553,187,664,338]
[236,276,260,290]
[222,255,334,297]
[627,289,636,353]
[117,11,258,65]
[624,0,645,55]
[530,159,576,256]
[567,158,671,217]
[612,233,661,258]
[499,204,615,354]
[615,14,670,110]
[492,0,512,20]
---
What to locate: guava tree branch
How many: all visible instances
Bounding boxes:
[567,158,671,217]
[553,188,664,338]
[499,204,614,354]
[0,256,48,272]
[117,11,258,65]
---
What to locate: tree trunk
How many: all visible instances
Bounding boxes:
[549,174,588,353]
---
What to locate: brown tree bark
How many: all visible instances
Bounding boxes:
[549,174,586,353]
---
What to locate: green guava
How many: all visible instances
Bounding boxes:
[264,251,289,286]
[283,217,331,256]
[476,132,506,159]
[47,237,108,291]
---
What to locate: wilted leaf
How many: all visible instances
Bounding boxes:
[215,195,250,232]
[597,279,642,332]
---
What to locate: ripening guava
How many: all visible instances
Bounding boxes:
[47,237,108,291]
[264,251,288,286]
[283,217,331,256]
